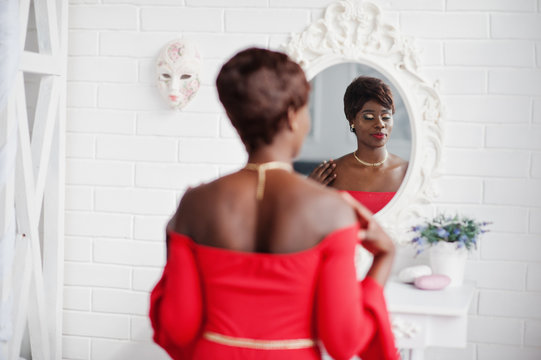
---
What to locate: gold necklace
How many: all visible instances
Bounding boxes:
[244,161,293,200]
[353,150,388,167]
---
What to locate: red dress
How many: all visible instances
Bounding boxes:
[150,223,398,360]
[343,191,396,213]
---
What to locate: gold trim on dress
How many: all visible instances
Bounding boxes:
[203,331,315,350]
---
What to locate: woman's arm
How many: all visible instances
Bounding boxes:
[150,190,202,357]
[316,226,398,360]
[341,192,395,286]
[149,234,202,358]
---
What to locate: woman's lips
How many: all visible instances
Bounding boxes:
[371,133,385,140]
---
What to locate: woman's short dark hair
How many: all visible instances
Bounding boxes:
[216,48,310,151]
[343,76,395,121]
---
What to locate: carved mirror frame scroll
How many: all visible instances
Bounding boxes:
[284,0,444,243]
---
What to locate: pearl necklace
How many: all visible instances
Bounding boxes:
[353,150,388,167]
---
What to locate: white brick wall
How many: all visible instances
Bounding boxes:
[63,336,90,360]
[443,95,531,123]
[68,57,138,83]
[447,0,536,12]
[92,289,149,315]
[132,215,169,240]
[63,1,541,359]
[69,6,138,30]
[132,268,162,292]
[224,9,310,33]
[66,83,97,108]
[93,239,165,266]
[140,8,223,32]
[444,40,535,67]
[401,13,489,38]
[68,31,98,56]
[90,339,168,360]
[64,237,93,262]
[67,109,135,135]
[468,316,523,345]
[63,312,130,339]
[64,287,92,311]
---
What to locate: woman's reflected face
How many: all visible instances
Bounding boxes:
[350,100,394,148]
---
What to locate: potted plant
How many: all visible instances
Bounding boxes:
[410,214,491,287]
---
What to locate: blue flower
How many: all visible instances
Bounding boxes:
[453,228,461,235]
[459,234,468,243]
[436,228,449,238]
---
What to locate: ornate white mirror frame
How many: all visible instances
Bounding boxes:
[284,0,444,243]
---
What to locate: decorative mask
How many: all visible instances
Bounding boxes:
[156,39,201,110]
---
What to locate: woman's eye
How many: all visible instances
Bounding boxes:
[180,74,192,80]
[160,73,171,80]
[363,115,374,120]
[382,116,391,121]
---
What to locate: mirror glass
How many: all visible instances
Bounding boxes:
[294,62,412,212]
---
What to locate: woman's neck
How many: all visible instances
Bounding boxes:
[355,144,387,163]
[247,145,294,165]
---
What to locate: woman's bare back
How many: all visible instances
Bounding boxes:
[169,169,357,254]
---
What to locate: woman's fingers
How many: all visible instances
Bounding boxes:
[320,162,336,185]
[308,160,336,185]
[321,173,336,185]
[317,160,334,177]
[341,192,394,255]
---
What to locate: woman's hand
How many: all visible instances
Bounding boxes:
[341,192,394,255]
[308,160,336,186]
[341,192,395,285]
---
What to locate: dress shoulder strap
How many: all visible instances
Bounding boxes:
[244,161,293,200]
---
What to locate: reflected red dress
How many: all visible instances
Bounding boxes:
[150,223,398,360]
[343,191,396,213]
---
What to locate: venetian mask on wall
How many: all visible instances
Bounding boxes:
[156,39,201,110]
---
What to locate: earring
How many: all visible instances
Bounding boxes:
[350,124,355,132]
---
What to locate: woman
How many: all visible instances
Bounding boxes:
[149,48,398,360]
[310,76,408,213]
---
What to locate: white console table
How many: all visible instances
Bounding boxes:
[385,279,475,360]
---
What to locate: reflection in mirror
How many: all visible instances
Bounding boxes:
[295,62,412,213]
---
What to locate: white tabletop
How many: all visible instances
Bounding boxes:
[385,279,475,316]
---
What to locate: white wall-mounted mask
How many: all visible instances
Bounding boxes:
[156,39,201,110]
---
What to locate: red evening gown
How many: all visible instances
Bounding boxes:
[343,190,396,213]
[150,223,398,360]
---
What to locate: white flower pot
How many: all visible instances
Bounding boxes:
[429,242,467,287]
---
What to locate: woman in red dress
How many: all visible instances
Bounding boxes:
[150,48,399,360]
[309,77,409,213]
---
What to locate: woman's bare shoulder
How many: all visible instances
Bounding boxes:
[168,174,237,233]
[167,184,205,234]
[290,174,357,230]
[332,153,352,166]
[389,153,408,167]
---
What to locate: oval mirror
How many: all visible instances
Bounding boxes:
[284,0,444,243]
[294,62,412,214]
